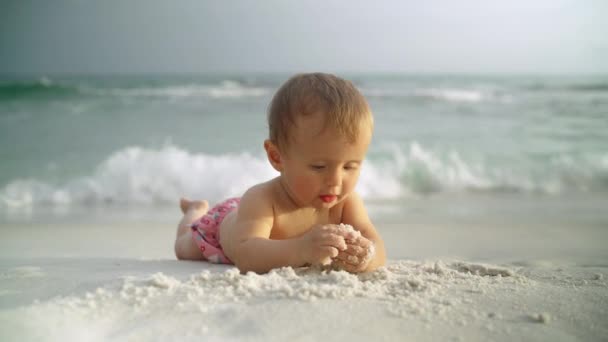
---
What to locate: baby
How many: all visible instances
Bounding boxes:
[174,73,386,274]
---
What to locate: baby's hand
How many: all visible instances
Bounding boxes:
[333,232,375,273]
[298,224,350,266]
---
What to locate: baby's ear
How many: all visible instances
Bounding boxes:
[264,140,283,171]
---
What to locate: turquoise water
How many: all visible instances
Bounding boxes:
[1,73,607,214]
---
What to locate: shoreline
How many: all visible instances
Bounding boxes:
[1,214,606,264]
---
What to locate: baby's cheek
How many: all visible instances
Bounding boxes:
[291,175,317,196]
[343,174,359,192]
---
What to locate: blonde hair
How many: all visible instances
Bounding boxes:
[267,73,372,149]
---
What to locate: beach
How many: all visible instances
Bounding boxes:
[1,193,607,341]
[1,73,607,340]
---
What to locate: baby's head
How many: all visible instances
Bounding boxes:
[267,73,373,151]
[264,73,373,208]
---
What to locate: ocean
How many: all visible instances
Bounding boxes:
[1,73,607,229]
[2,74,608,342]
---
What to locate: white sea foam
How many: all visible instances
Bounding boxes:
[413,88,485,102]
[362,87,508,103]
[1,143,606,208]
[38,77,53,87]
[0,145,275,207]
[0,144,403,208]
[79,81,271,99]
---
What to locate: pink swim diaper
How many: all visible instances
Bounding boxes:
[190,197,240,264]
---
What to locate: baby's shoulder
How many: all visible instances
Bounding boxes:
[241,180,274,200]
[238,179,277,211]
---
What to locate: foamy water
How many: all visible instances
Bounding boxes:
[1,142,607,209]
[1,73,607,213]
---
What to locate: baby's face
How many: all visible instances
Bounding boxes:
[279,113,372,209]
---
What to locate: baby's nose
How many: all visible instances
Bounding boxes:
[325,168,343,186]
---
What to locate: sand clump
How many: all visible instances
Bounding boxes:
[1,260,522,338]
[325,224,376,268]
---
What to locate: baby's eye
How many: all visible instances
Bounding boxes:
[310,165,325,170]
[344,165,358,170]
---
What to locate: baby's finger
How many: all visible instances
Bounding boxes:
[335,252,360,265]
[342,244,367,257]
[320,246,339,259]
[346,236,372,248]
[324,224,358,240]
[320,233,347,251]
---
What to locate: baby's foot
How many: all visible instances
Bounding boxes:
[179,198,209,214]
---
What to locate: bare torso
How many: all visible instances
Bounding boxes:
[219,178,344,248]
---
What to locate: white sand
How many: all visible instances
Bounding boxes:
[1,214,608,341]
[1,258,606,341]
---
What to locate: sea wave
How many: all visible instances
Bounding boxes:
[80,80,271,99]
[412,88,485,102]
[362,87,509,103]
[1,143,607,208]
[379,143,608,195]
[4,76,607,103]
[524,82,608,93]
[0,78,272,101]
[0,77,78,100]
[0,146,276,208]
[1,78,506,103]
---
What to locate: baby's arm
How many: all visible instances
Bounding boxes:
[337,192,386,272]
[222,186,347,274]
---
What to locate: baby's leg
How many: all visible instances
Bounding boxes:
[174,198,209,260]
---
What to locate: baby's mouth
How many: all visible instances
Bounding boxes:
[319,195,337,203]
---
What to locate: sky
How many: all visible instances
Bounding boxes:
[0,0,607,74]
